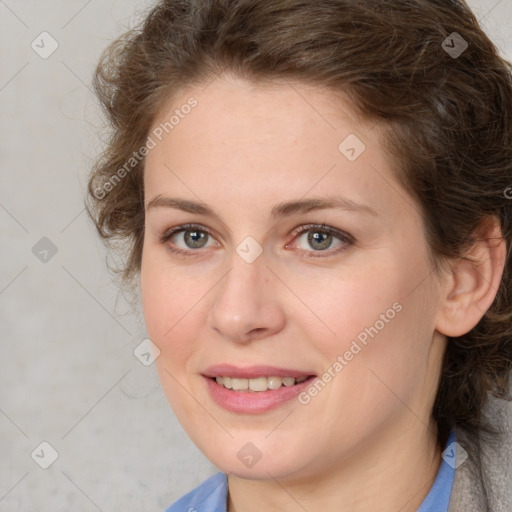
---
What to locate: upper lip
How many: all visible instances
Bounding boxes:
[202,364,316,379]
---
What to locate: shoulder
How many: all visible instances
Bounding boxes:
[164,472,228,512]
[448,387,512,512]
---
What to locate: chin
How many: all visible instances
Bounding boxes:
[200,441,316,482]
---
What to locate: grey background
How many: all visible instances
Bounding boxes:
[1,1,511,510]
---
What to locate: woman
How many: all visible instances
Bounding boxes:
[87,0,512,510]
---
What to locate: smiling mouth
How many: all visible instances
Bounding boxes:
[210,375,316,392]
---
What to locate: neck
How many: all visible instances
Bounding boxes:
[227,419,442,512]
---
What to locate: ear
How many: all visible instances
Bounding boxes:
[435,216,507,337]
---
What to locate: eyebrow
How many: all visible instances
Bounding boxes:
[146,195,378,220]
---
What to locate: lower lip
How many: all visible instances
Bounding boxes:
[203,376,317,414]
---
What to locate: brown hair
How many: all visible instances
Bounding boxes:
[87,0,512,474]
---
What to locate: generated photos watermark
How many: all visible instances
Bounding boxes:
[93,97,198,200]
[298,301,403,405]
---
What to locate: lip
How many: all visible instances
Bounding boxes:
[202,364,315,379]
[201,365,317,414]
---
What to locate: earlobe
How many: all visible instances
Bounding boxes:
[436,216,507,338]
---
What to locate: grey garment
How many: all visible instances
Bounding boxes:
[448,383,512,512]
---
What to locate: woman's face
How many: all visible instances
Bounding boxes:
[141,74,447,481]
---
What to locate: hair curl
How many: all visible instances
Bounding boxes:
[87,0,512,486]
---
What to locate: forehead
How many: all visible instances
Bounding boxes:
[150,75,367,151]
[143,75,410,221]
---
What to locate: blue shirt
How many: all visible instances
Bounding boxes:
[165,430,457,512]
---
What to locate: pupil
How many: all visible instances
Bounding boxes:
[185,230,207,248]
[309,231,331,250]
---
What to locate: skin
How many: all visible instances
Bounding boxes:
[140,73,506,512]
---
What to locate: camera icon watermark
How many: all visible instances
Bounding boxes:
[236,236,263,264]
[133,338,161,366]
[32,237,58,263]
[442,32,468,59]
[442,441,468,469]
[338,134,366,162]
[31,31,59,59]
[31,441,59,469]
[237,442,262,468]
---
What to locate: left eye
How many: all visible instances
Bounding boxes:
[289,224,354,256]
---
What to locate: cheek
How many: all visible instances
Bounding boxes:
[140,259,199,417]
[288,258,408,351]
[141,240,198,335]
[291,257,434,394]
[140,247,196,369]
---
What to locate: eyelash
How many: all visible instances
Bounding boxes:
[158,223,355,259]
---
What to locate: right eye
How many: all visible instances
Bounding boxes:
[159,224,219,255]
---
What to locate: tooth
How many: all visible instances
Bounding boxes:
[267,376,283,389]
[249,377,268,391]
[231,378,249,391]
[217,375,305,391]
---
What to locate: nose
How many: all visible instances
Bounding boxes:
[207,255,286,344]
